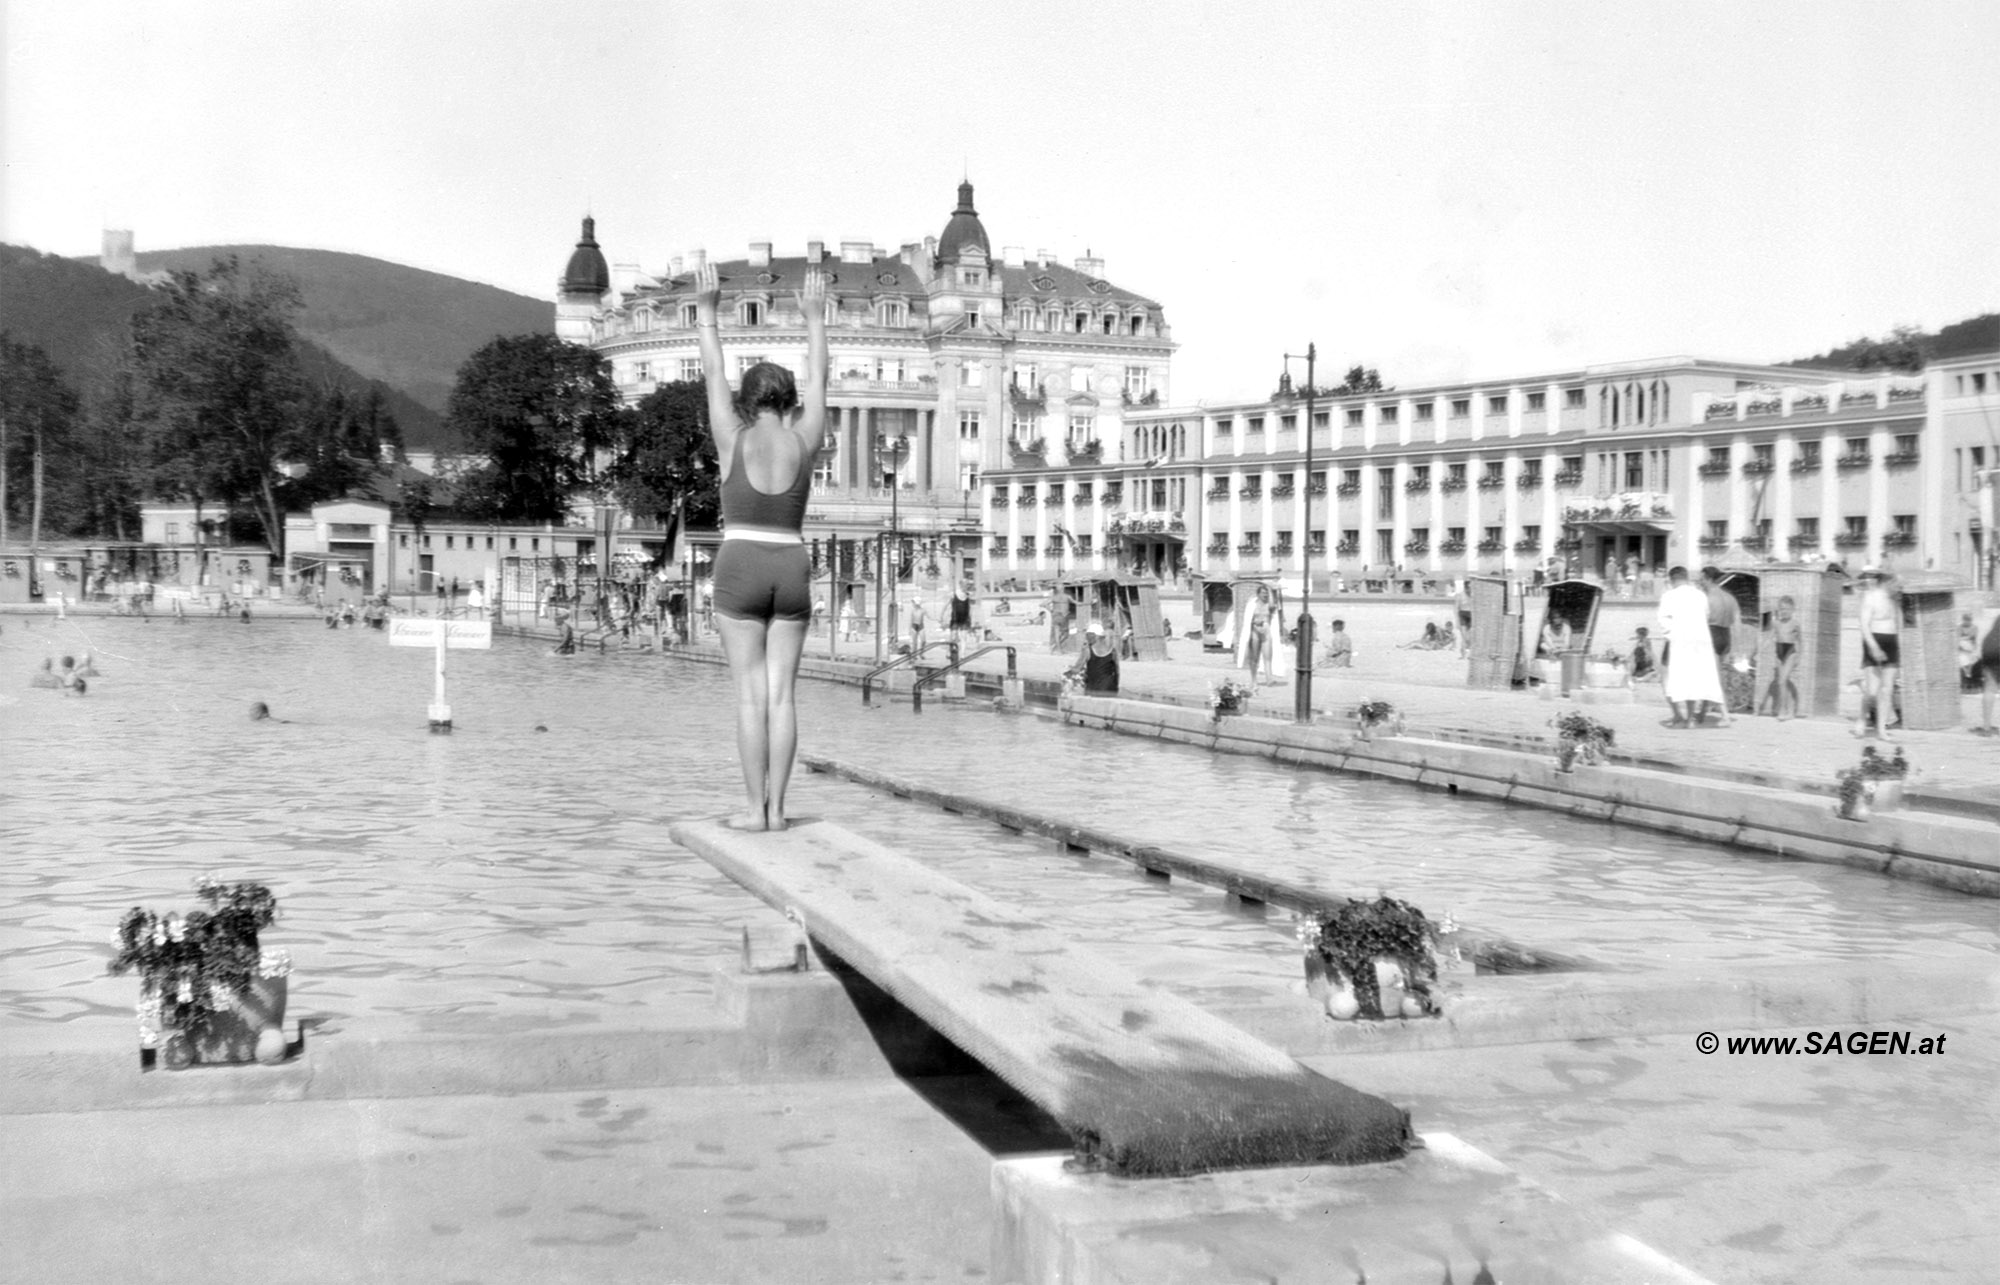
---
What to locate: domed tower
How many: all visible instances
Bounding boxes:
[555,215,611,343]
[931,181,998,329]
[938,180,990,264]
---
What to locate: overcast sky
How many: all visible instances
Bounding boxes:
[5,0,1996,402]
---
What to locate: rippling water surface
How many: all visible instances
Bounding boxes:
[3,616,1993,1041]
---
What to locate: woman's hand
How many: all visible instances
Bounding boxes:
[794,267,827,315]
[693,262,721,311]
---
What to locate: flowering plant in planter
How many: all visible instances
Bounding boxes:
[1840,745,1908,814]
[107,877,291,1065]
[1354,700,1400,740]
[1296,896,1447,1020]
[1209,678,1254,717]
[1552,711,1614,769]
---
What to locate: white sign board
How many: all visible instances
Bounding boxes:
[388,619,493,650]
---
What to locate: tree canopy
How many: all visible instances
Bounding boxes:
[126,256,397,555]
[605,380,719,534]
[1330,365,1388,395]
[444,333,621,523]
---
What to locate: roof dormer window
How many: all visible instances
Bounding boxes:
[961,268,983,288]
[680,304,699,327]
[876,300,907,327]
[739,300,764,326]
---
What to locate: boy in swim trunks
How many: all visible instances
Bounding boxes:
[1770,595,1801,720]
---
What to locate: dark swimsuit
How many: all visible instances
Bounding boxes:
[713,430,814,623]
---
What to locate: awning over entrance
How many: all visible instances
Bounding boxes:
[1566,517,1672,536]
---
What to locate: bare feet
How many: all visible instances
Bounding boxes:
[766,814,789,833]
[725,813,767,832]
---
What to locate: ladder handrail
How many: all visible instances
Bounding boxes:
[910,645,1018,713]
[861,641,961,705]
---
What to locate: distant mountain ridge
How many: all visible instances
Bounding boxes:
[127,244,552,422]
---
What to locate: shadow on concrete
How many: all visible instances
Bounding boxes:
[814,945,1074,1157]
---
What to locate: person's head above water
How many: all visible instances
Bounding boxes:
[250,701,271,721]
[732,361,799,426]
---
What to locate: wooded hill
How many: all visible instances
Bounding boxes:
[1784,313,2000,372]
[1,244,447,448]
[127,245,552,421]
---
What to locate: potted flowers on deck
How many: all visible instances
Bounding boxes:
[1209,678,1254,718]
[1552,711,1615,771]
[1297,896,1449,1021]
[1840,745,1909,815]
[1354,700,1400,741]
[107,877,292,1069]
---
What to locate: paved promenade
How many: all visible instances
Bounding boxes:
[798,609,2000,812]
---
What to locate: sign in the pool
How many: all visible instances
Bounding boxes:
[387,619,492,649]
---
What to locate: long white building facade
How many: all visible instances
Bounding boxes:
[555,194,1997,591]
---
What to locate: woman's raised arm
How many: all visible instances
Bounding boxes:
[692,263,736,450]
[793,268,829,443]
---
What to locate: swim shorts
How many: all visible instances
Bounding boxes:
[1775,642,1795,663]
[1861,632,1899,669]
[712,540,810,623]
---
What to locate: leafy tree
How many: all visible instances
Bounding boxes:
[0,333,147,541]
[282,384,402,510]
[1330,365,1388,395]
[128,257,310,554]
[605,380,719,534]
[444,334,620,523]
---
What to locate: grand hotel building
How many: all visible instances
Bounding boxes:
[557,188,1998,591]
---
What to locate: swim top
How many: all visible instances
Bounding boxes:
[720,428,814,533]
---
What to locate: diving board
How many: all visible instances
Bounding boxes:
[670,817,1412,1177]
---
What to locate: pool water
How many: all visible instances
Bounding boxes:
[3,615,1993,1044]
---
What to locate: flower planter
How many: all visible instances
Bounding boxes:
[1867,779,1904,812]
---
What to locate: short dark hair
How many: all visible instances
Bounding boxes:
[1701,565,1722,582]
[1331,619,1345,629]
[732,361,799,425]
[1668,566,1689,582]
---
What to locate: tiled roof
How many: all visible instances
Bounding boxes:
[630,255,1157,310]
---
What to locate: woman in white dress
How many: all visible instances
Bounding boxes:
[1656,565,1723,727]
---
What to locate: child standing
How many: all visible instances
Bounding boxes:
[1770,595,1802,720]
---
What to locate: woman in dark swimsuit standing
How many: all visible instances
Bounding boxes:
[694,261,828,831]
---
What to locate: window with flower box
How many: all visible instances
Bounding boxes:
[1337,469,1361,497]
[1442,463,1467,491]
[1274,532,1295,555]
[1698,447,1732,476]
[1791,441,1821,473]
[1208,478,1230,499]
[1789,518,1819,549]
[1238,534,1261,554]
[1208,536,1230,555]
[1883,516,1916,547]
[1478,466,1505,490]
[1309,471,1328,494]
[1554,456,1583,487]
[1885,435,1919,467]
[1743,444,1775,475]
[1240,477,1263,499]
[1478,527,1505,553]
[1337,530,1360,555]
[1405,466,1431,494]
[1517,463,1542,490]
[1404,529,1431,555]
[1440,527,1466,554]
[1515,525,1542,552]
[991,486,1009,506]
[1837,439,1871,469]
[1834,517,1868,548]
[1272,472,1296,498]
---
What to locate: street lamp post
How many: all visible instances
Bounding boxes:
[875,431,909,661]
[1281,344,1317,722]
